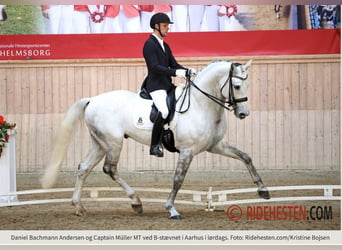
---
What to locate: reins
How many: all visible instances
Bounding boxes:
[177,63,248,114]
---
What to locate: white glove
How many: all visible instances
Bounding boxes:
[187,68,197,76]
[175,69,187,78]
[178,83,186,89]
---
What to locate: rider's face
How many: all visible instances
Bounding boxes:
[158,23,170,37]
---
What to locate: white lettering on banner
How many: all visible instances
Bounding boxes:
[0,44,15,48]
[0,49,51,57]
[0,43,51,58]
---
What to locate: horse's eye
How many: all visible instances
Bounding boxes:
[234,85,240,90]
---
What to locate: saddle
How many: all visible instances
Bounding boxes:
[139,87,176,123]
[139,84,179,153]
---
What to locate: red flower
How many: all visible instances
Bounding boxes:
[226,5,238,17]
[0,115,5,125]
[90,11,104,23]
[0,115,16,158]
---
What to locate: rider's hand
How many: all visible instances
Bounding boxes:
[175,69,187,78]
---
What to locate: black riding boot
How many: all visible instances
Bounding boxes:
[150,112,165,157]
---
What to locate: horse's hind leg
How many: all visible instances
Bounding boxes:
[208,140,270,199]
[166,148,194,220]
[102,141,143,214]
[72,139,105,216]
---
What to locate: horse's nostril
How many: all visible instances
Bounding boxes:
[239,113,246,119]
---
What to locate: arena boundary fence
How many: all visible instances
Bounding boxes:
[0,185,340,211]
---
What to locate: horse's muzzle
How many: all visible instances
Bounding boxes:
[235,108,250,119]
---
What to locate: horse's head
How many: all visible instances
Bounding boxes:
[190,59,252,119]
[220,59,252,119]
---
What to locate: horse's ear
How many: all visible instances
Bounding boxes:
[243,59,253,71]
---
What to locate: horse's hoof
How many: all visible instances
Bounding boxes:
[75,210,86,216]
[132,204,143,214]
[170,215,183,220]
[258,189,271,200]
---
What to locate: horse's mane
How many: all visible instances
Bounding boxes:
[200,59,230,73]
[196,59,231,80]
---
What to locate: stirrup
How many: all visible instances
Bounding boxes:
[150,145,164,157]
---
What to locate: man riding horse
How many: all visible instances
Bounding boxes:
[142,13,195,157]
[41,13,270,220]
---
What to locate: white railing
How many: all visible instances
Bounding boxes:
[206,185,341,211]
[0,185,340,211]
[0,187,207,207]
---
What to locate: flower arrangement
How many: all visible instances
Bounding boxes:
[0,115,16,158]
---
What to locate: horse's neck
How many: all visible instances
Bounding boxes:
[189,61,230,116]
[192,61,230,101]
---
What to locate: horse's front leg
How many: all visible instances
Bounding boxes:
[208,140,270,199]
[166,149,194,220]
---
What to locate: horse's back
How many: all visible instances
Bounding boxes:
[87,90,137,110]
[93,89,136,102]
[84,90,138,134]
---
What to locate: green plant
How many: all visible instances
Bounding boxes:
[0,115,16,158]
[0,5,44,35]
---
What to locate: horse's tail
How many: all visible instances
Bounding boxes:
[41,98,90,189]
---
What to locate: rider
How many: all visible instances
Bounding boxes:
[142,12,195,157]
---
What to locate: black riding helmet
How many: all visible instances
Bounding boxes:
[150,13,173,29]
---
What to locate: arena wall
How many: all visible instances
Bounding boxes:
[0,54,340,174]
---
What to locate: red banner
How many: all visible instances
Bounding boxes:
[0,29,340,60]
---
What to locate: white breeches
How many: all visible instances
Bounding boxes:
[118,10,141,33]
[172,5,188,32]
[73,11,90,33]
[150,90,169,119]
[188,5,205,31]
[140,11,154,33]
[45,5,74,34]
[201,5,219,31]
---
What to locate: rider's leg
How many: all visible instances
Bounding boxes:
[150,90,169,119]
[150,111,165,157]
[149,90,168,157]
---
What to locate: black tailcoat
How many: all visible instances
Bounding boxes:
[142,35,186,93]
